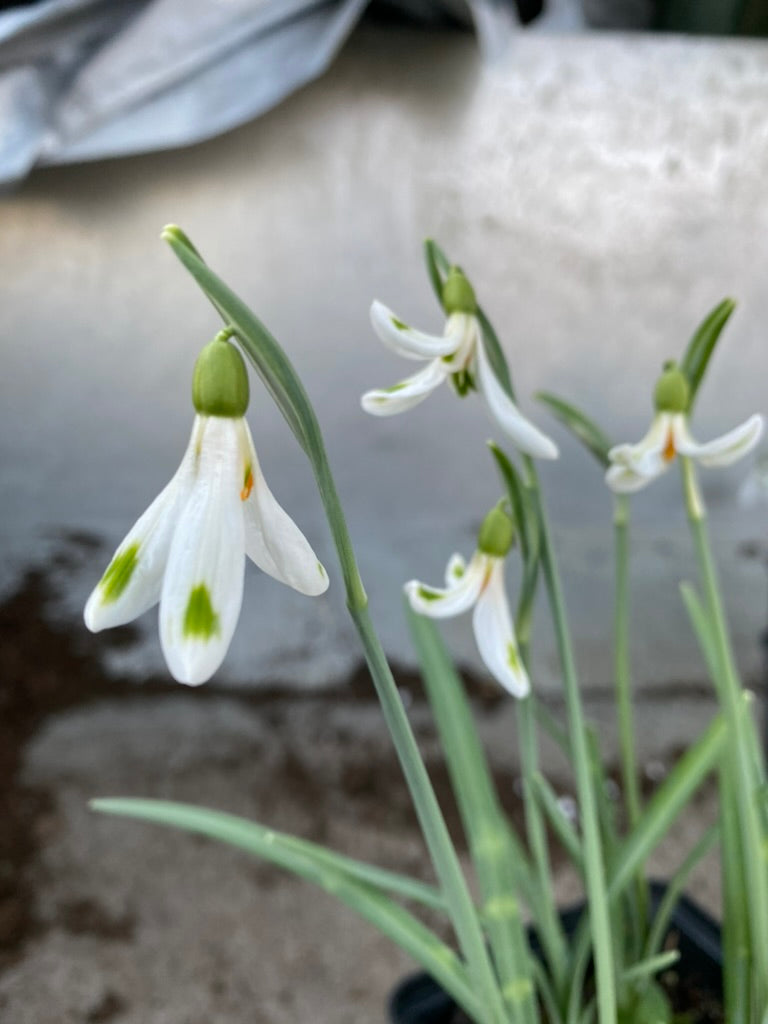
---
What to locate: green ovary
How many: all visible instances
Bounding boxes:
[183,584,220,640]
[100,543,140,603]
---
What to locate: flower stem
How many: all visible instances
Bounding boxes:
[612,495,647,945]
[350,603,508,1024]
[524,459,617,1024]
[313,428,507,1021]
[680,456,768,1012]
[516,694,569,1002]
[408,608,538,1024]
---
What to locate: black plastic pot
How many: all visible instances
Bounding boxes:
[389,883,722,1024]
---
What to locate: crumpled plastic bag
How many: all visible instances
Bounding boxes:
[0,0,581,187]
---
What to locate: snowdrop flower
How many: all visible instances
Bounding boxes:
[361,267,558,460]
[606,361,764,494]
[84,334,328,686]
[405,506,530,698]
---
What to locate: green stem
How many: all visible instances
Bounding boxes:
[517,695,569,1000]
[524,458,617,1024]
[681,456,768,1011]
[350,603,508,1024]
[612,496,647,950]
[613,496,643,832]
[407,608,538,1024]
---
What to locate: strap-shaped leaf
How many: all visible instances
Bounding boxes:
[162,225,310,452]
[535,392,612,469]
[405,606,539,1024]
[424,237,449,305]
[488,442,541,645]
[91,798,480,1018]
[680,298,736,413]
[608,713,726,898]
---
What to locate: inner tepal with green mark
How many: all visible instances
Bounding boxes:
[100,543,140,603]
[183,584,220,639]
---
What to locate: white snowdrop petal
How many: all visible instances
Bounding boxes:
[160,417,246,686]
[475,340,558,459]
[605,462,659,494]
[370,300,462,360]
[472,561,530,698]
[83,417,201,632]
[676,414,765,468]
[444,553,467,587]
[361,359,448,416]
[405,554,487,619]
[608,413,671,470]
[242,425,329,596]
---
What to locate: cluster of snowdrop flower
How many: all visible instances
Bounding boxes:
[84,332,328,685]
[85,270,763,697]
[82,233,768,1024]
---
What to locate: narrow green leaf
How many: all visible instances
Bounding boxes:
[477,308,516,398]
[530,772,583,869]
[487,441,542,654]
[644,823,719,960]
[679,582,719,680]
[487,443,534,560]
[406,605,539,1024]
[535,392,612,469]
[608,713,726,898]
[162,224,203,260]
[423,238,449,305]
[91,799,480,1018]
[522,709,566,771]
[162,226,310,451]
[679,298,736,413]
[622,951,679,984]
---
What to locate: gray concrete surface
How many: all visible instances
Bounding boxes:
[2,28,768,694]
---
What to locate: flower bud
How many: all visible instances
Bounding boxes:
[653,361,689,414]
[192,333,249,418]
[477,505,515,558]
[442,267,477,315]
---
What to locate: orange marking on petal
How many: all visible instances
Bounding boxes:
[240,467,254,501]
[663,429,676,463]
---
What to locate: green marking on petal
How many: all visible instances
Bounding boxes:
[183,584,220,640]
[317,562,326,577]
[383,382,408,394]
[417,586,442,602]
[449,369,474,396]
[452,565,464,579]
[391,316,409,331]
[100,543,140,604]
[508,644,521,673]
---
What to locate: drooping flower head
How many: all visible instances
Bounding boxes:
[405,504,530,698]
[362,267,558,461]
[606,360,763,494]
[84,332,328,685]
